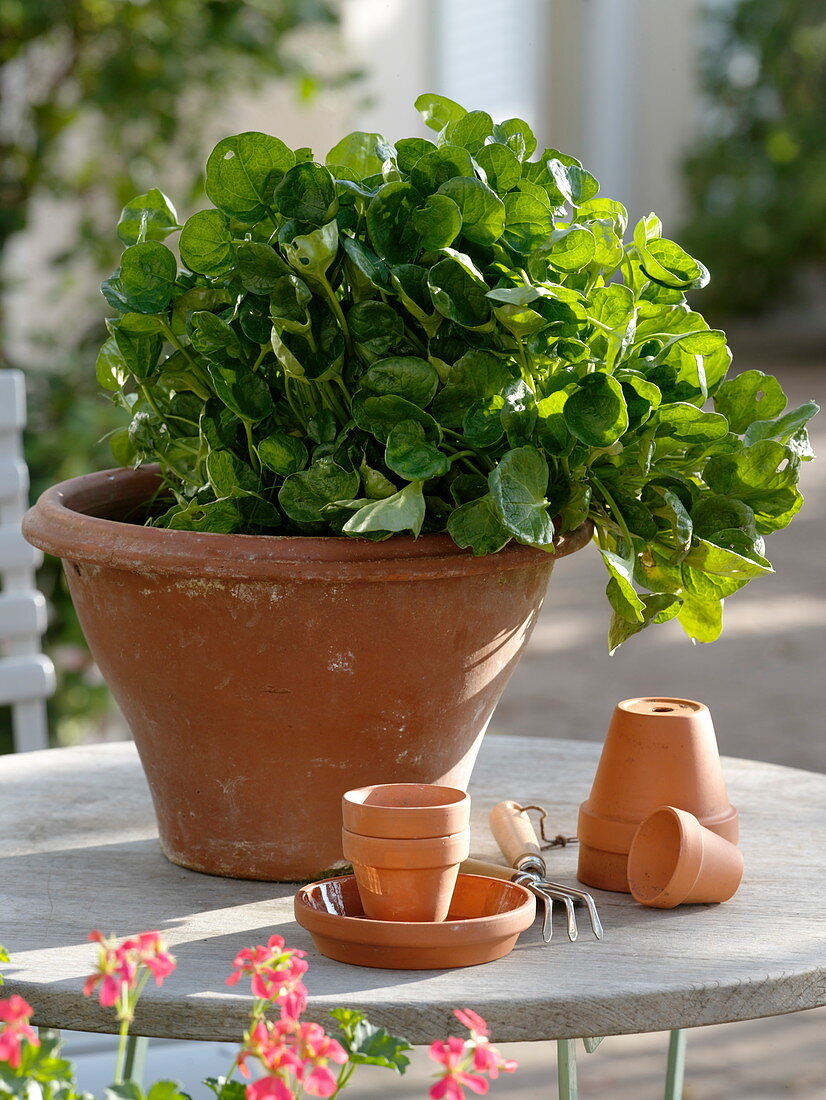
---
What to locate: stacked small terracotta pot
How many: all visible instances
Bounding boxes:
[342,783,471,922]
[577,697,744,907]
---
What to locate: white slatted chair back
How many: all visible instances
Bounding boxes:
[0,370,54,751]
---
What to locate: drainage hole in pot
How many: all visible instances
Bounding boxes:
[652,706,674,713]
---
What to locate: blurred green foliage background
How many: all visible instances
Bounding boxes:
[682,0,826,315]
[1,0,347,748]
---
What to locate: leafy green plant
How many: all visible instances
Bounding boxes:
[682,0,826,314]
[98,93,817,648]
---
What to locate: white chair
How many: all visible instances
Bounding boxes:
[0,369,54,751]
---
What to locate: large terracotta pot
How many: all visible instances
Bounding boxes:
[24,466,590,881]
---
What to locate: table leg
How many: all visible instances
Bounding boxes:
[123,1035,150,1084]
[664,1028,687,1100]
[557,1038,578,1100]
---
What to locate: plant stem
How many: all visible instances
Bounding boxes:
[113,1016,130,1084]
[592,476,632,550]
[244,421,261,475]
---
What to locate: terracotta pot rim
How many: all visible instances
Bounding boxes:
[617,697,709,719]
[22,465,593,581]
[294,873,535,945]
[342,783,470,838]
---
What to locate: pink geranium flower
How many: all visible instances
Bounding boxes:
[0,995,40,1069]
[83,930,176,1020]
[226,936,308,1020]
[453,1009,517,1078]
[428,1009,517,1098]
[238,1015,346,1100]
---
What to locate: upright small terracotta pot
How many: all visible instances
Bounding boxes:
[577,697,739,893]
[341,826,470,921]
[342,783,470,839]
[627,805,744,908]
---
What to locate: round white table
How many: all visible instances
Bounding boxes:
[1,738,823,1095]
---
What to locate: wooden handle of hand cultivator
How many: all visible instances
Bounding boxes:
[490,800,545,871]
[460,857,517,881]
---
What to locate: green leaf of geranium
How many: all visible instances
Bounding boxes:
[117,189,180,246]
[345,1018,413,1074]
[206,132,294,222]
[489,446,554,546]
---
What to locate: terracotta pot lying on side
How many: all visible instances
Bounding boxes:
[627,806,744,908]
[24,465,592,882]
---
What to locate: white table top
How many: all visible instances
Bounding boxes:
[0,738,823,1043]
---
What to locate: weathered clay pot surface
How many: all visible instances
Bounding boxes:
[24,466,591,881]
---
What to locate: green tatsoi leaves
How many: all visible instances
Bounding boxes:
[97,94,816,650]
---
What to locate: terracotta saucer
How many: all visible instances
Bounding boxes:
[294,873,535,970]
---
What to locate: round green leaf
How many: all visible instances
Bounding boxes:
[119,241,178,314]
[447,496,511,554]
[395,137,437,174]
[475,143,522,194]
[412,193,462,250]
[360,356,440,407]
[385,420,450,481]
[428,255,491,328]
[258,432,309,477]
[274,162,338,226]
[437,177,505,245]
[444,110,494,153]
[236,242,291,295]
[713,369,787,434]
[414,92,466,132]
[366,182,423,264]
[409,145,475,194]
[502,193,553,253]
[546,226,597,272]
[343,481,426,538]
[117,189,180,246]
[279,461,359,525]
[326,131,393,178]
[206,360,273,422]
[180,210,235,277]
[206,132,294,222]
[564,373,629,447]
[489,446,554,546]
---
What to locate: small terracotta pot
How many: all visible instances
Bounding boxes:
[627,805,744,908]
[577,697,739,893]
[342,783,470,839]
[341,826,470,922]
